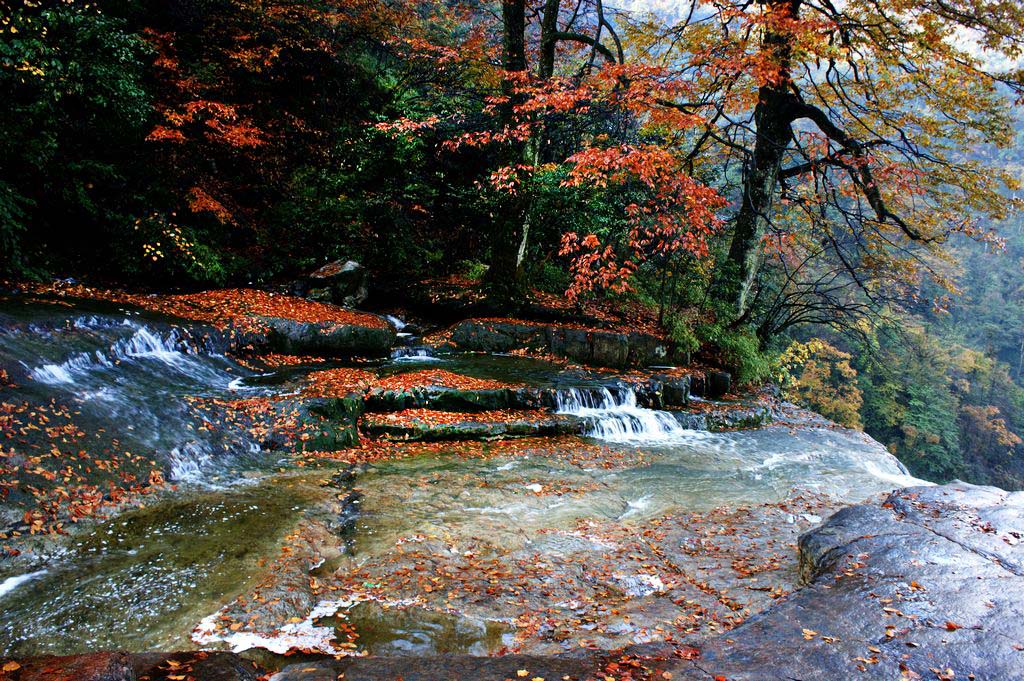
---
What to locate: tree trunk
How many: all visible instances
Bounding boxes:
[486,0,530,304]
[723,0,801,320]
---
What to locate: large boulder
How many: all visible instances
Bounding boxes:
[255,316,395,357]
[224,314,395,358]
[666,482,1024,679]
[296,260,368,308]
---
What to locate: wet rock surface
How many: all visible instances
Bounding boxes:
[240,315,396,357]
[1,651,262,681]
[674,400,773,431]
[269,653,604,681]
[365,385,550,412]
[666,482,1024,679]
[5,652,135,681]
[13,483,1023,680]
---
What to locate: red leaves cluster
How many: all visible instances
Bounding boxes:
[559,145,726,301]
[298,367,525,401]
[186,186,235,224]
[243,353,329,369]
[18,282,390,330]
[152,100,266,149]
[374,369,521,392]
[366,408,552,429]
[0,399,165,539]
[303,368,377,397]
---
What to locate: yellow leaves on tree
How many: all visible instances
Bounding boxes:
[961,405,1023,450]
[777,339,864,429]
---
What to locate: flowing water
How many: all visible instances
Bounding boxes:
[0,301,267,483]
[554,386,692,442]
[0,477,326,656]
[0,298,923,659]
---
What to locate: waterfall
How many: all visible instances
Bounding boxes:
[0,571,47,600]
[390,346,440,362]
[384,314,407,331]
[12,315,258,485]
[554,386,690,443]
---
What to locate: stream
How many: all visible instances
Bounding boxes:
[0,298,922,659]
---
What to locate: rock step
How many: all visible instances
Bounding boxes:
[6,649,610,681]
[363,375,693,414]
[362,409,579,441]
[675,400,773,431]
[447,318,684,369]
[215,391,768,456]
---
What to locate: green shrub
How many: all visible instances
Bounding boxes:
[698,322,772,385]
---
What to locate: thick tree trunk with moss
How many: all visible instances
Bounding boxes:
[725,87,795,317]
[723,0,800,320]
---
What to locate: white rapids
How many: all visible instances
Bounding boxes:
[554,386,706,444]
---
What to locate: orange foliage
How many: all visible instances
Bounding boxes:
[374,369,521,392]
[303,368,377,397]
[186,186,235,224]
[559,145,727,301]
[18,282,389,330]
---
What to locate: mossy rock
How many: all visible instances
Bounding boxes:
[363,413,580,441]
[449,320,684,369]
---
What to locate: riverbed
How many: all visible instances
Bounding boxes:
[0,298,921,660]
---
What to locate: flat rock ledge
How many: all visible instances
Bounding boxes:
[229,315,396,357]
[448,318,685,369]
[9,483,1021,680]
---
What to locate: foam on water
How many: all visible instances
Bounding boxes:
[27,322,219,386]
[193,598,357,655]
[16,317,257,485]
[0,571,47,600]
[390,346,441,363]
[168,442,215,483]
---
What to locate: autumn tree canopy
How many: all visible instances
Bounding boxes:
[0,0,1021,371]
[2,0,1024,486]
[625,0,1024,329]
